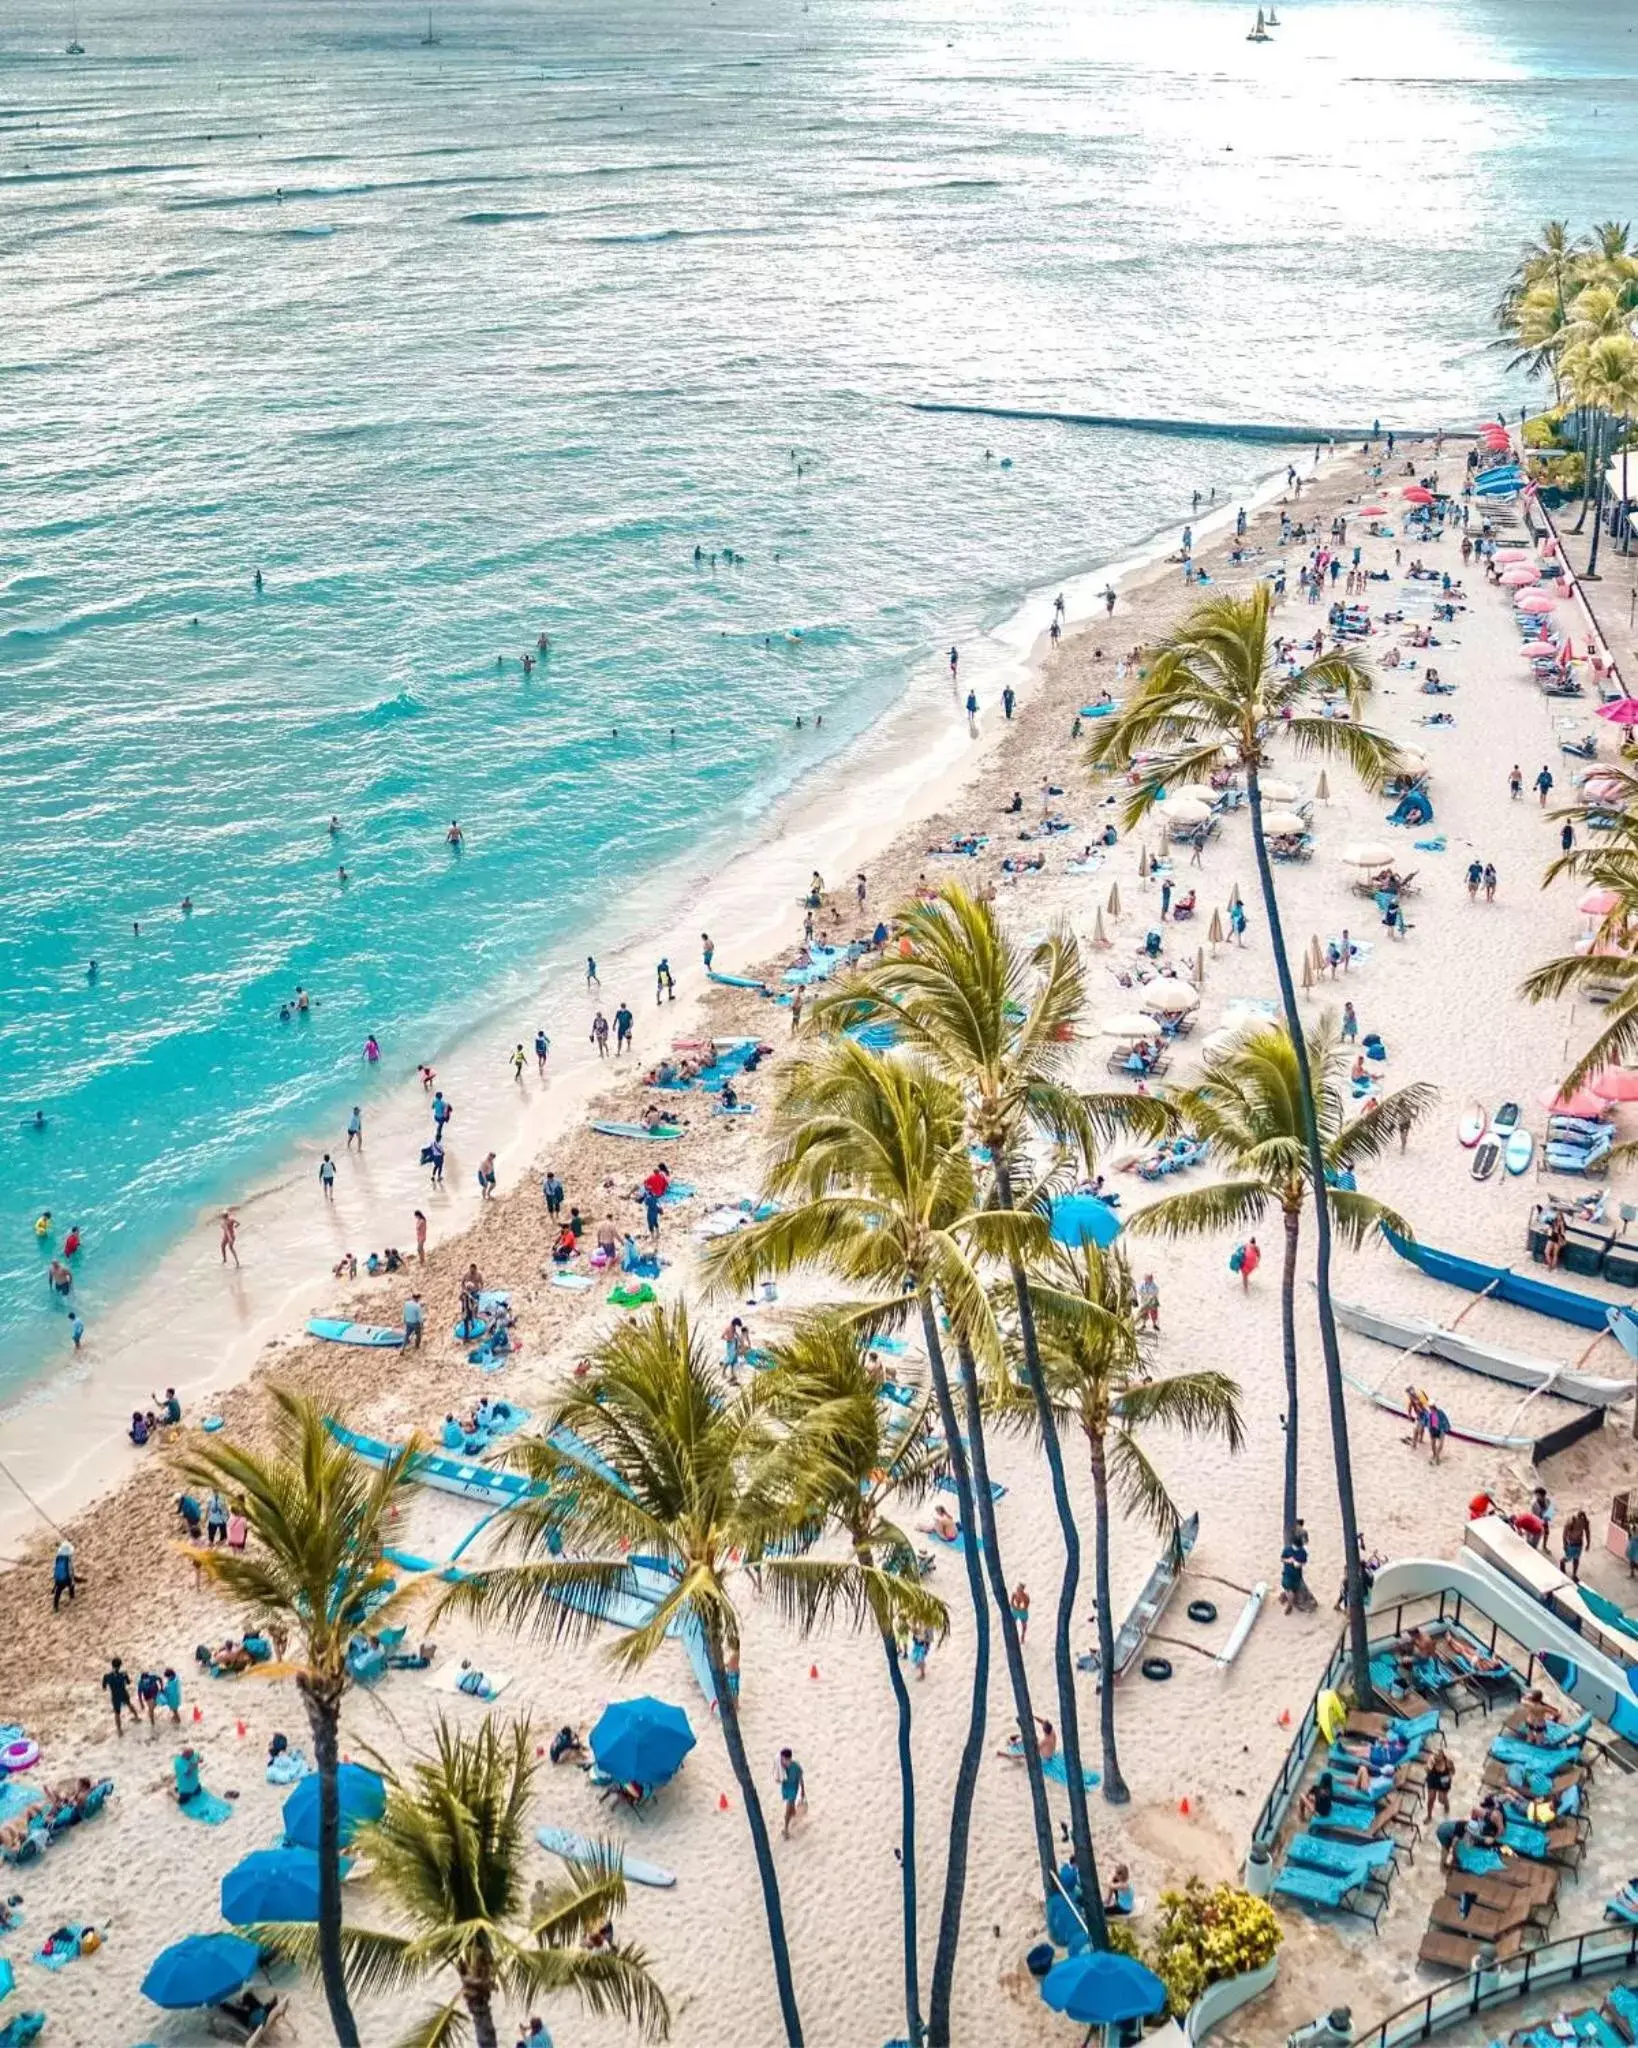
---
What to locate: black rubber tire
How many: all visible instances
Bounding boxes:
[1186,1598,1218,1626]
[1140,1655,1174,1682]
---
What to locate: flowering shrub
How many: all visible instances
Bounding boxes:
[1142,1878,1281,2017]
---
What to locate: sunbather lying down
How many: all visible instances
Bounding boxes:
[456,1660,497,1699]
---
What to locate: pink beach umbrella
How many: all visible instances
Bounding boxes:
[1590,1067,1638,1103]
[1500,566,1541,587]
[1541,1084,1612,1118]
[1360,505,1387,516]
[1579,885,1623,917]
[1516,590,1558,612]
[1402,486,1435,505]
[1597,698,1638,727]
[1573,934,1629,957]
[1495,548,1532,563]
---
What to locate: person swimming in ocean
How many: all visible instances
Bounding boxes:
[87,960,97,980]
[329,814,341,836]
[446,820,463,847]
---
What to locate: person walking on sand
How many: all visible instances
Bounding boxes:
[403,1293,424,1350]
[477,1151,497,1200]
[1009,1581,1031,1646]
[1561,1506,1591,1581]
[1003,684,1016,720]
[790,987,804,1034]
[51,1538,76,1612]
[1535,764,1554,807]
[614,1002,634,1055]
[535,1028,550,1075]
[510,1043,526,1082]
[428,1137,445,1186]
[655,958,675,1005]
[965,688,978,735]
[1466,859,1482,903]
[1483,863,1497,903]
[1137,1272,1160,1331]
[777,1748,806,1837]
[591,1011,610,1058]
[543,1171,564,1221]
[1232,1236,1260,1291]
[1508,763,1523,800]
[1278,1524,1312,1615]
[414,1209,427,1262]
[219,1209,239,1266]
[318,1153,336,1202]
[948,645,959,681]
[103,1655,134,1734]
[701,932,714,971]
[346,1105,362,1152]
[586,955,599,989]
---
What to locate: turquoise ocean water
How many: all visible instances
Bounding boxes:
[3,0,1637,1391]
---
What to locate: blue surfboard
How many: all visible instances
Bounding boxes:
[1539,1650,1638,1744]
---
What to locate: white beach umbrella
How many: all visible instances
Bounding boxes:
[1258,777,1300,803]
[1101,1012,1161,1039]
[1342,841,1392,867]
[1142,983,1200,1014]
[1168,782,1217,805]
[1162,797,1212,827]
[1198,1025,1241,1060]
[1260,809,1309,836]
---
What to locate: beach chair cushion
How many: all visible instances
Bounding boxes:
[1272,1864,1358,1911]
[1286,1833,1395,1878]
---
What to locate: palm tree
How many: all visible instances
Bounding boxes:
[1128,1020,1434,1540]
[1523,852,1638,1094]
[260,1715,668,2048]
[435,1307,807,2046]
[757,1316,951,2047]
[1085,586,1400,1703]
[810,886,1168,1894]
[1560,284,1632,531]
[1567,332,1638,575]
[1497,221,1588,399]
[180,1390,415,2048]
[1016,1243,1244,1802]
[704,1038,1090,2037]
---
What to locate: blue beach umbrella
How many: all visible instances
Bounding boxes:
[1048,1193,1122,1250]
[589,1696,696,1788]
[142,1932,261,2009]
[1041,1949,1167,2027]
[221,1845,324,1924]
[281,1760,386,1849]
[0,1954,12,2000]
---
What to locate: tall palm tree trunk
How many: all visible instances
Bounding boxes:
[919,1300,991,2048]
[876,1618,924,2046]
[303,1688,361,2048]
[461,1955,501,2048]
[1588,437,1609,576]
[992,1159,1102,1894]
[1085,1433,1127,1808]
[1278,1205,1302,1539]
[1246,777,1374,1705]
[952,1335,1055,1895]
[705,1625,805,2047]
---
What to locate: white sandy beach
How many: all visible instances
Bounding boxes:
[5,445,1637,2048]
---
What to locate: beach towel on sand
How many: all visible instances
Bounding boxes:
[178,1789,235,1825]
[1042,1754,1101,1790]
[33,1924,94,1972]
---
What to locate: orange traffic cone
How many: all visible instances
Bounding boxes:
[1178,1796,1192,1817]
[235,1719,247,1738]
[809,1663,819,1681]
[1277,1707,1291,1727]
[718,1792,730,1812]
[191,1704,203,1723]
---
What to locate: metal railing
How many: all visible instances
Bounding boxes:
[1354,1924,1638,2048]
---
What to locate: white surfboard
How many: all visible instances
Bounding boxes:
[537,1826,676,1888]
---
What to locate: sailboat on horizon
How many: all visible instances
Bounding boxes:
[65,15,84,52]
[1247,8,1271,41]
[419,10,440,44]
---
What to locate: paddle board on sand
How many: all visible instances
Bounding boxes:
[1458,1104,1487,1148]
[306,1318,405,1348]
[1493,1101,1521,1135]
[537,1827,676,1888]
[1504,1128,1535,1176]
[591,1121,682,1140]
[1539,1650,1638,1745]
[1471,1139,1501,1182]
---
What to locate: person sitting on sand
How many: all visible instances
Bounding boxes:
[550,1724,589,1765]
[551,1225,578,1265]
[171,1747,205,1805]
[129,1410,151,1446]
[924,1503,960,1544]
[997,1718,1057,1763]
[1103,1863,1133,1915]
[1542,1208,1568,1271]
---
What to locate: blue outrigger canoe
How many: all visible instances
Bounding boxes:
[1382,1225,1617,1333]
[325,1419,545,1508]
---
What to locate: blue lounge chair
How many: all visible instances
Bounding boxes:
[1286,1833,1397,1879]
[1272,1863,1383,1927]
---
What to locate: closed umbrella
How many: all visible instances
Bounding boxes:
[1041,1950,1168,2027]
[1208,907,1225,946]
[143,1933,262,2010]
[1107,883,1122,917]
[590,1696,696,1788]
[282,1762,386,1850]
[1092,908,1109,948]
[1194,945,1205,984]
[1260,809,1308,836]
[1314,769,1331,801]
[1343,842,1392,868]
[1101,1012,1161,1039]
[1138,848,1152,880]
[222,1847,324,1926]
[1591,1067,1638,1102]
[1228,882,1242,908]
[1258,777,1300,803]
[1141,983,1199,1014]
[1301,953,1314,992]
[1048,1194,1122,1249]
